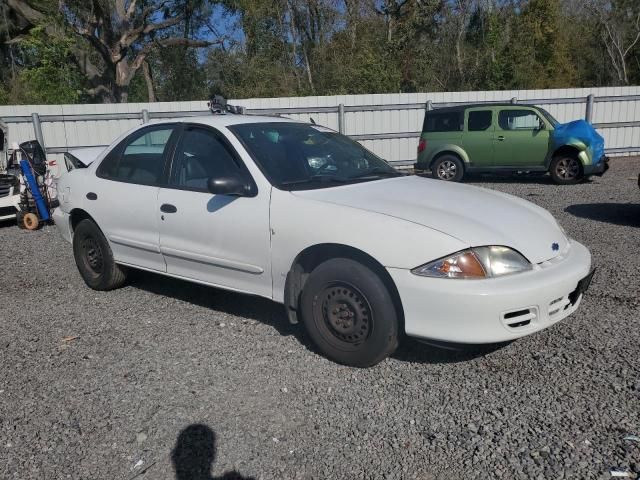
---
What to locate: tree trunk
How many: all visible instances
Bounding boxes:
[142,61,157,102]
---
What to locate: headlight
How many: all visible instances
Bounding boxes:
[411,246,532,279]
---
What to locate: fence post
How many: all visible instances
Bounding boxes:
[585,94,594,123]
[31,113,46,153]
[510,97,518,104]
[425,100,433,111]
[142,109,150,123]
[338,103,345,134]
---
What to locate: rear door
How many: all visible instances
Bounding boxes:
[88,124,179,271]
[493,108,549,166]
[462,108,495,166]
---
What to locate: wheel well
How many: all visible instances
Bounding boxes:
[284,244,405,327]
[70,208,96,232]
[552,145,581,161]
[430,151,464,169]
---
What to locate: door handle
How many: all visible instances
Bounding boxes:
[86,192,97,200]
[496,136,505,141]
[160,204,177,213]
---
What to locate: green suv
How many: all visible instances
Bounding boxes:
[414,103,609,184]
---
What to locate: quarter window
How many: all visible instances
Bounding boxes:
[498,110,541,131]
[171,127,242,191]
[468,111,492,131]
[98,126,175,185]
[423,111,463,132]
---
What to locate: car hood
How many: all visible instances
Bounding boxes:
[292,176,568,264]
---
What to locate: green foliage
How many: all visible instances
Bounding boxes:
[3,0,640,104]
[6,26,84,104]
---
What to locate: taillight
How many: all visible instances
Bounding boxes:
[417,139,427,154]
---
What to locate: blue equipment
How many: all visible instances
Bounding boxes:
[19,158,50,222]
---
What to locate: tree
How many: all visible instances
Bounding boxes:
[6,0,213,102]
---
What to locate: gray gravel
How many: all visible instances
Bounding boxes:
[1,158,639,480]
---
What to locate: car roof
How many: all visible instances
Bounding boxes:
[428,103,539,113]
[147,114,305,128]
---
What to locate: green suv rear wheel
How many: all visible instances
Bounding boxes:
[432,155,464,182]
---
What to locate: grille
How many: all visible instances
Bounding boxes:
[548,295,571,320]
[501,307,538,329]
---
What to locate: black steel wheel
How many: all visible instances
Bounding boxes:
[73,218,127,290]
[300,258,399,367]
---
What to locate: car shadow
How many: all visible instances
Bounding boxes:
[565,203,640,227]
[126,270,503,366]
[172,424,256,480]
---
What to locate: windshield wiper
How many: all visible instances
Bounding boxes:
[349,167,403,180]
[280,174,351,187]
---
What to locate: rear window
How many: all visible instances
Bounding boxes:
[422,111,463,132]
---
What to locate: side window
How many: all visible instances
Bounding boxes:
[498,110,541,131]
[98,127,174,185]
[171,127,242,191]
[423,111,463,132]
[467,110,492,131]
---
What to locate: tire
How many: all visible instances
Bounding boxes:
[550,155,583,185]
[72,218,127,290]
[432,154,464,182]
[300,258,399,367]
[23,212,40,230]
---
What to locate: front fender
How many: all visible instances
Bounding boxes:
[269,189,468,303]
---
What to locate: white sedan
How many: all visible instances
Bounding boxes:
[54,114,593,367]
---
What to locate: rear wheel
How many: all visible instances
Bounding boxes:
[432,155,464,182]
[300,258,399,367]
[550,155,583,185]
[73,218,127,290]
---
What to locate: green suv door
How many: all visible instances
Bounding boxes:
[493,107,550,166]
[462,108,495,166]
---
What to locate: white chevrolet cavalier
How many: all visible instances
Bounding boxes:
[54,115,594,367]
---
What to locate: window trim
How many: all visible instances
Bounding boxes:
[95,123,181,187]
[165,123,258,197]
[497,108,544,132]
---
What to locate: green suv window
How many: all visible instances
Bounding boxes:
[423,111,463,132]
[468,111,492,131]
[498,110,541,130]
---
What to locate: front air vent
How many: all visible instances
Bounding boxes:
[501,307,538,329]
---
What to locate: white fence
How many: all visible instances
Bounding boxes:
[1,86,639,176]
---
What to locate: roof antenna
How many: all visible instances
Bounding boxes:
[310,117,316,125]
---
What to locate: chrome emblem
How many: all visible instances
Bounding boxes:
[552,242,560,252]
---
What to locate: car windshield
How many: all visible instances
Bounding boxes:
[230,122,402,190]
[537,107,559,127]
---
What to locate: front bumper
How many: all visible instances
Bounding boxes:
[387,240,592,344]
[584,155,609,176]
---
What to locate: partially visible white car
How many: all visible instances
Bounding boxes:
[54,114,593,366]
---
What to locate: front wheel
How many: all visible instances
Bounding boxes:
[432,155,465,182]
[73,218,127,290]
[300,258,399,367]
[550,155,583,185]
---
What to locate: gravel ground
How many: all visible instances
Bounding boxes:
[1,158,639,480]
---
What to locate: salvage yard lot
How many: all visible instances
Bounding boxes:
[1,158,639,479]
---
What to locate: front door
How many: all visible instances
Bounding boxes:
[462,108,495,166]
[493,108,549,166]
[157,125,272,298]
[89,124,179,271]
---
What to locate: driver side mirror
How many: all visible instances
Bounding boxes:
[537,118,545,130]
[207,175,251,196]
